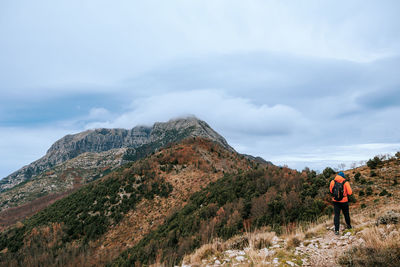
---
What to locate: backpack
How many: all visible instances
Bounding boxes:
[332,180,346,201]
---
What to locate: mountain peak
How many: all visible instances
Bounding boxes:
[0,117,232,192]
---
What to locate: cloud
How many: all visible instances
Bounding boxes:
[1,1,399,176]
[85,90,310,137]
[356,87,400,110]
[1,0,399,92]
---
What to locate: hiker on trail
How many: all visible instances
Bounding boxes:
[330,171,352,235]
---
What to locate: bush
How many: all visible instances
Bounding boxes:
[323,167,335,179]
[359,190,365,197]
[354,172,361,182]
[366,187,373,196]
[367,156,382,169]
[348,194,357,203]
[360,179,367,185]
[370,171,377,177]
[379,189,388,196]
[361,203,367,209]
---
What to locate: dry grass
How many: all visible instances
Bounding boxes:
[182,239,225,265]
[303,219,330,238]
[285,233,305,249]
[247,230,275,249]
[339,223,400,267]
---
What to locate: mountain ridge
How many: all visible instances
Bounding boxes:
[0,117,233,192]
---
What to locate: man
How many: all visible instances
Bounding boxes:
[329,171,352,235]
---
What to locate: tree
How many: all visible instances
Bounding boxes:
[367,156,382,169]
[323,167,335,179]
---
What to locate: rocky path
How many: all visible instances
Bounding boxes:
[182,224,367,267]
[182,209,400,266]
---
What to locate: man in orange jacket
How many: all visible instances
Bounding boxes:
[329,171,352,235]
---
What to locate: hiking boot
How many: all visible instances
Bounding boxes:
[347,225,352,229]
[335,231,339,235]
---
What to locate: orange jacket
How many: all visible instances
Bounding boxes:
[330,175,352,203]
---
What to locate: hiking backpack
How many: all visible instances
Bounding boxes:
[332,180,346,201]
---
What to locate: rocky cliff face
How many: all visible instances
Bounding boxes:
[0,117,233,192]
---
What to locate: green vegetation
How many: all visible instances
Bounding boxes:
[379,189,389,196]
[366,187,373,196]
[123,127,197,161]
[367,156,382,169]
[111,166,331,266]
[0,161,173,257]
[354,172,361,182]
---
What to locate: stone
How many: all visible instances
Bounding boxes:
[376,210,400,225]
[286,260,295,266]
[214,260,221,265]
[235,256,245,262]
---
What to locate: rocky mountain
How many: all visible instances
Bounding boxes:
[0,117,233,192]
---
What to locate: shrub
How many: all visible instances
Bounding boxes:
[379,189,388,196]
[367,156,382,169]
[354,172,361,182]
[359,190,365,196]
[348,194,357,203]
[370,171,377,177]
[360,179,367,185]
[366,187,373,196]
[361,203,367,209]
[323,167,335,179]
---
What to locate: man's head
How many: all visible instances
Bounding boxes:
[338,171,345,178]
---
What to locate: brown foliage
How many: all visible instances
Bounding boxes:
[0,189,76,230]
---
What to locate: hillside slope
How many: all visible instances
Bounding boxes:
[0,117,232,192]
[0,137,252,267]
[182,155,400,267]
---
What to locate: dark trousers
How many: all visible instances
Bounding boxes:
[333,201,351,231]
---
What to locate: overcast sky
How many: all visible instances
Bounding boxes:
[1,0,400,178]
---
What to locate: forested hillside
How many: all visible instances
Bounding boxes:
[0,137,252,266]
[111,164,334,266]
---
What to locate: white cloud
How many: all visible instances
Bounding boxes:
[87,107,112,121]
[85,90,310,137]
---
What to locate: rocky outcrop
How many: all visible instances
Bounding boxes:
[0,117,233,192]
